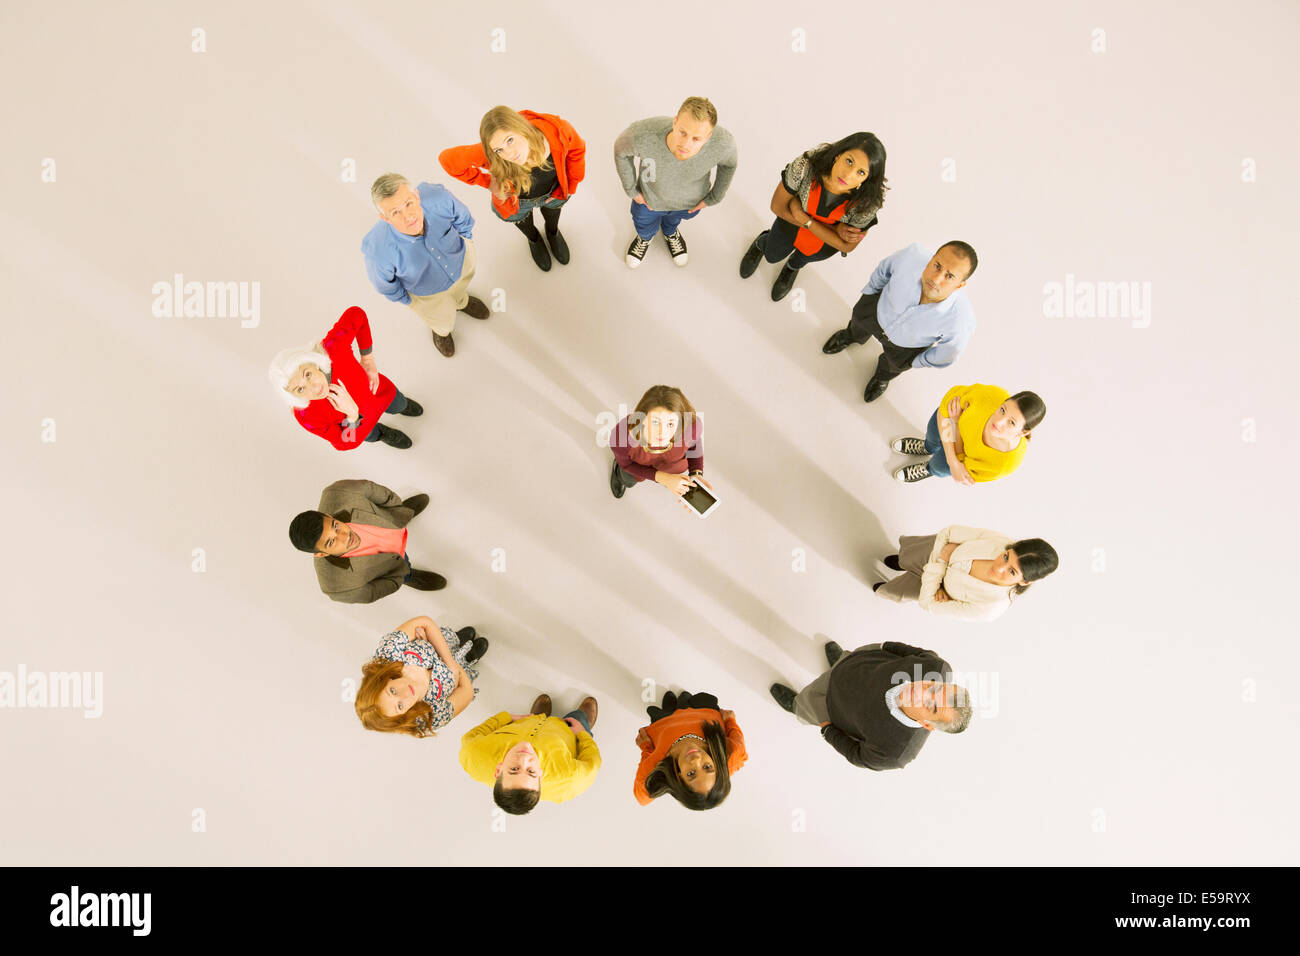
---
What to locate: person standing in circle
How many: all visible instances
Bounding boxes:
[739,132,888,302]
[891,384,1045,485]
[439,106,586,272]
[608,385,710,506]
[634,688,746,811]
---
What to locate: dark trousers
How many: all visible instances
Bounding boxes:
[756,217,840,269]
[846,294,929,384]
[646,689,721,723]
[362,386,409,442]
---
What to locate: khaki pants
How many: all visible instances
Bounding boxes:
[876,534,939,602]
[406,238,477,336]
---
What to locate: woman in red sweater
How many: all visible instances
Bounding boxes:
[635,689,747,810]
[439,106,586,272]
[269,306,422,451]
[608,385,711,503]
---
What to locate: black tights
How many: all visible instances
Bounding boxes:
[513,205,563,241]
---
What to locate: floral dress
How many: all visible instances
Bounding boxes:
[373,626,479,732]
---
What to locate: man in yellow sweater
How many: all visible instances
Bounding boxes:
[459,693,601,815]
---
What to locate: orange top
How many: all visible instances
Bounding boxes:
[342,522,408,558]
[438,110,587,220]
[633,708,747,805]
[793,180,850,255]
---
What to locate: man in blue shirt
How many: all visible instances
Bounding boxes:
[823,241,978,402]
[362,173,490,358]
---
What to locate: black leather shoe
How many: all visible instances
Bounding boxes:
[825,641,845,668]
[873,581,885,592]
[822,330,855,354]
[397,399,423,416]
[405,569,446,590]
[610,460,628,499]
[464,637,489,665]
[545,229,570,265]
[401,493,430,517]
[739,233,766,278]
[771,263,799,301]
[455,626,477,643]
[376,425,412,449]
[770,683,797,714]
[884,554,902,571]
[528,236,552,271]
[863,377,889,403]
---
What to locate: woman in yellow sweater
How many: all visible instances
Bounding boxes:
[892,383,1044,484]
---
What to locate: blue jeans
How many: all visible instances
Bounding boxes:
[923,411,951,477]
[562,708,594,737]
[362,387,408,442]
[403,553,413,582]
[495,194,568,224]
[629,200,700,239]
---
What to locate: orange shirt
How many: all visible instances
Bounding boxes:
[633,708,747,805]
[342,522,408,558]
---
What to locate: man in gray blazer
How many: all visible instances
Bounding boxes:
[288,479,445,604]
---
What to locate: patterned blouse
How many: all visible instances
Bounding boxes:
[373,627,480,733]
[781,150,882,229]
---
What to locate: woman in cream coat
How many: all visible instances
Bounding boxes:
[874,526,1058,621]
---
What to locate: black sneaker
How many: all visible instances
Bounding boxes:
[890,437,928,456]
[770,683,797,713]
[771,263,799,301]
[397,399,423,416]
[464,637,489,665]
[664,230,688,266]
[376,424,412,449]
[824,641,844,668]
[893,462,932,483]
[626,234,651,269]
[739,233,766,278]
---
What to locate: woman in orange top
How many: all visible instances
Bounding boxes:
[439,106,587,272]
[634,689,746,810]
[739,132,888,302]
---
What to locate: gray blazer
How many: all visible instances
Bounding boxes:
[313,479,417,604]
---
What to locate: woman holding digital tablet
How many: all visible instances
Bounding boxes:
[891,382,1045,485]
[874,526,1059,621]
[608,385,716,515]
[634,689,747,811]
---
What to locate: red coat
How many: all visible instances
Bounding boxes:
[438,109,586,220]
[293,307,396,450]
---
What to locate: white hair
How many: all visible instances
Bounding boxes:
[268,347,330,409]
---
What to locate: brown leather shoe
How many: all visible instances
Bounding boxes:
[460,296,490,319]
[578,696,598,729]
[431,330,455,357]
[530,694,552,717]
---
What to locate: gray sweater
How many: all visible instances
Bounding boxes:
[613,116,738,211]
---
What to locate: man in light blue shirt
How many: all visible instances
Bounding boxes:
[362,173,490,359]
[823,241,978,402]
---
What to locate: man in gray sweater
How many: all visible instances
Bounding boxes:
[613,97,738,269]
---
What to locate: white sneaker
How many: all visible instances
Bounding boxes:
[626,235,651,269]
[664,230,689,266]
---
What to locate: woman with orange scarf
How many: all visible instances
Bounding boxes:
[739,132,888,302]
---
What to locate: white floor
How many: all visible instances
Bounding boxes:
[2,0,1297,865]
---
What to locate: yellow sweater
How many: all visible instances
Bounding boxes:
[936,383,1029,483]
[459,712,601,804]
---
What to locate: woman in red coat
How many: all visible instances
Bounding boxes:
[439,106,586,272]
[269,306,422,450]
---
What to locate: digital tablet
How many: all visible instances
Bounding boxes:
[682,479,720,518]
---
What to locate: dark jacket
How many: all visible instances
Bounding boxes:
[822,641,952,771]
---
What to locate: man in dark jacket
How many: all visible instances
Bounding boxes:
[770,641,972,770]
[288,478,445,604]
